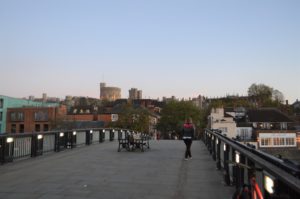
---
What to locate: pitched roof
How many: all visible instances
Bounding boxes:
[247,108,294,123]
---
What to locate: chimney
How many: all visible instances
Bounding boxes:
[286,100,289,105]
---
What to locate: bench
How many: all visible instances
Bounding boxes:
[118,131,150,152]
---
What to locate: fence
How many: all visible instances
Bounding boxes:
[204,129,300,199]
[0,128,129,164]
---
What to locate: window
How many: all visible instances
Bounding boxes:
[0,99,3,108]
[261,138,272,146]
[273,138,285,146]
[19,124,24,133]
[219,127,227,133]
[280,123,287,130]
[34,111,48,121]
[11,124,16,133]
[10,112,24,121]
[286,138,295,146]
[0,112,2,121]
[260,133,296,148]
[240,129,250,139]
[43,124,49,132]
[261,123,271,129]
[35,124,40,132]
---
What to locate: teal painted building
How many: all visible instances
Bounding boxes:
[0,95,59,133]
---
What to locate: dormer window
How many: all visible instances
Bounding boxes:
[73,109,77,114]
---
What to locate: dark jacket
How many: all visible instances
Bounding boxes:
[182,123,195,140]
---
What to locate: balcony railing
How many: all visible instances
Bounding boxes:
[204,128,300,199]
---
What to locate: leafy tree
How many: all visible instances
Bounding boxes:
[272,89,285,103]
[248,83,284,107]
[156,100,201,139]
[110,103,150,133]
[248,83,273,99]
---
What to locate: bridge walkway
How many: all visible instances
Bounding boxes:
[0,140,234,199]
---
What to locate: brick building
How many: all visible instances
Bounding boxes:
[0,95,59,133]
[6,105,67,133]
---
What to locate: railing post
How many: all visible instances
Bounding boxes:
[234,150,243,189]
[216,138,221,170]
[212,135,216,160]
[110,129,114,141]
[208,133,212,153]
[55,132,66,152]
[86,130,93,145]
[31,134,43,157]
[223,143,230,185]
[232,149,237,186]
[99,129,104,143]
[240,154,245,187]
[204,131,208,146]
[65,131,72,149]
[0,136,4,164]
[71,131,77,148]
[54,132,59,152]
[2,136,14,163]
[118,130,122,140]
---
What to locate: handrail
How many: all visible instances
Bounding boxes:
[205,128,300,196]
[0,128,140,165]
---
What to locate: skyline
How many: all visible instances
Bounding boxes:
[0,0,299,102]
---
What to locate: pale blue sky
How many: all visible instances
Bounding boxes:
[0,0,299,102]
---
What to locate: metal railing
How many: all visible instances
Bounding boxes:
[0,128,132,164]
[204,129,300,199]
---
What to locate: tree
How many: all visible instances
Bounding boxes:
[272,89,285,103]
[110,103,150,133]
[156,100,201,139]
[248,83,285,107]
[248,83,273,100]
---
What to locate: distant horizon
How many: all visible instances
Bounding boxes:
[2,81,298,104]
[1,0,299,103]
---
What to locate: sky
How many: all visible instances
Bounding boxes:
[0,0,299,102]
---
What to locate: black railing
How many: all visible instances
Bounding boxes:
[0,128,128,164]
[204,128,300,199]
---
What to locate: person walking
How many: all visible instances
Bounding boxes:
[182,117,195,160]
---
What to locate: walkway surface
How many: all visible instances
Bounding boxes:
[0,140,235,199]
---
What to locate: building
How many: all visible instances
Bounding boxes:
[100,82,121,101]
[0,95,59,134]
[129,88,142,100]
[246,108,297,149]
[6,105,66,133]
[67,105,119,127]
[208,107,298,149]
[208,107,237,139]
[292,99,300,109]
[137,90,142,100]
[192,95,206,109]
[292,99,300,118]
[29,93,60,103]
[162,96,178,103]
